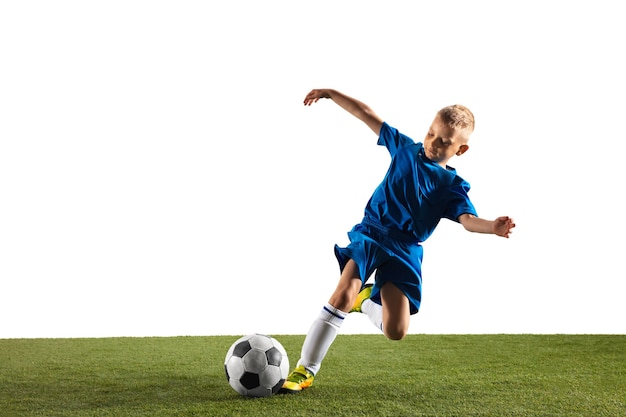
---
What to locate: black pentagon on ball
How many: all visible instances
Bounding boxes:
[232,341,252,358]
[265,347,282,366]
[271,378,285,394]
[240,371,261,389]
[224,364,230,381]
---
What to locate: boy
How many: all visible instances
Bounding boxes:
[281,89,515,393]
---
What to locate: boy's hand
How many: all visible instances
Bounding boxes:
[302,88,383,134]
[304,89,331,106]
[493,216,515,238]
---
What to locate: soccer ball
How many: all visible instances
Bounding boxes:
[224,333,289,397]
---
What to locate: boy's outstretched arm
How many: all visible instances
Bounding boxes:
[304,89,383,135]
[458,214,516,238]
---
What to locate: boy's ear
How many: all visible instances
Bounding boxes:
[456,144,469,156]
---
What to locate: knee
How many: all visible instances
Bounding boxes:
[384,325,408,341]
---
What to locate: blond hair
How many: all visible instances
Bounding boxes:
[437,104,475,134]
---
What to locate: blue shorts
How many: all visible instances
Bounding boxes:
[334,219,423,314]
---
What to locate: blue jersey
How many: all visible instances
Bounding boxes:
[334,122,478,314]
[364,122,477,242]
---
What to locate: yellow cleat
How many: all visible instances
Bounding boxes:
[280,365,315,393]
[350,284,373,313]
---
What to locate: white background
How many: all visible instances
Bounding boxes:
[1,1,624,338]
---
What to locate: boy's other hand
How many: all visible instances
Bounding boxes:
[494,216,515,238]
[304,89,331,106]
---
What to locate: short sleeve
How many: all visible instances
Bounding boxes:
[377,122,415,157]
[443,178,478,222]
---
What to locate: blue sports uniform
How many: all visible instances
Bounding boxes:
[334,122,478,314]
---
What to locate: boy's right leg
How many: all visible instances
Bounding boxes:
[350,284,373,313]
[280,303,344,393]
[281,260,362,393]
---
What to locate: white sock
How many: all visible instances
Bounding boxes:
[361,298,383,332]
[297,304,346,375]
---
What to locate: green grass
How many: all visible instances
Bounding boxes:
[1,335,624,416]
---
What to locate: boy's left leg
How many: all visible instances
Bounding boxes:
[359,282,411,340]
[379,282,410,340]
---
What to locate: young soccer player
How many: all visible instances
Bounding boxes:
[280,89,515,393]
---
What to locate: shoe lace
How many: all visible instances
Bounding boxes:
[286,367,310,383]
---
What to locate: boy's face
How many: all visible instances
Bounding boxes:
[423,115,470,167]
